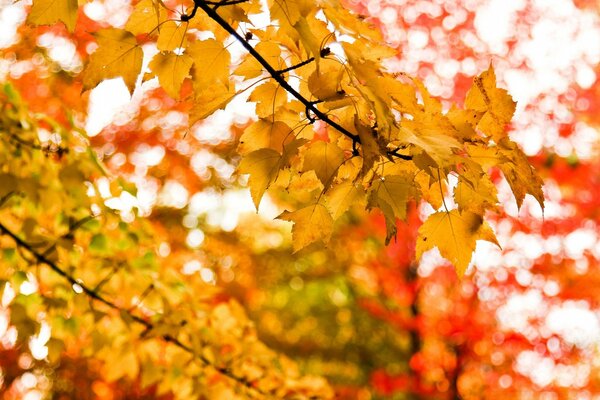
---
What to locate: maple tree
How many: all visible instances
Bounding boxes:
[0,0,598,398]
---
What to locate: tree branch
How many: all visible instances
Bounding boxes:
[194,0,361,145]
[0,222,268,398]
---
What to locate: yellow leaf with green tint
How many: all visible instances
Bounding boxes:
[416,210,500,277]
[148,52,192,98]
[125,0,166,36]
[157,21,188,51]
[238,148,282,209]
[465,65,516,141]
[302,141,345,187]
[28,0,78,31]
[83,28,143,94]
[279,203,333,251]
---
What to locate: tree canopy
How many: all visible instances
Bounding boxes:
[1,0,599,398]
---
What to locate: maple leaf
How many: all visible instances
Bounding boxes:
[238,120,295,155]
[454,162,499,214]
[187,39,231,90]
[498,138,545,209]
[237,148,282,209]
[189,83,238,124]
[27,0,78,32]
[325,182,366,220]
[397,116,461,167]
[125,0,166,36]
[370,174,416,221]
[157,21,188,51]
[302,141,345,187]
[416,210,500,277]
[250,82,288,119]
[279,203,334,252]
[465,65,516,141]
[83,29,143,94]
[147,52,192,99]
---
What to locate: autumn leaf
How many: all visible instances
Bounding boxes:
[187,39,231,90]
[454,162,499,214]
[250,82,287,119]
[238,120,294,155]
[416,210,500,277]
[157,21,188,51]
[238,148,282,209]
[125,0,166,36]
[325,181,366,220]
[83,29,143,94]
[397,117,461,167]
[234,42,282,79]
[370,174,416,221]
[465,65,516,141]
[279,203,334,251]
[302,141,345,187]
[189,83,238,124]
[307,68,345,101]
[498,138,545,209]
[28,0,78,32]
[147,52,192,99]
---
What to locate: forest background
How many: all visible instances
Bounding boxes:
[0,0,599,399]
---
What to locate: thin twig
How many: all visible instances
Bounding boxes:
[277,57,315,74]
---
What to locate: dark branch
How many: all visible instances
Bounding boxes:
[0,222,268,397]
[194,1,360,145]
[388,148,413,161]
[277,57,315,74]
[180,0,413,163]
[206,0,249,6]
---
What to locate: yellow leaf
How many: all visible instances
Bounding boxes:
[302,141,345,186]
[325,181,365,220]
[238,148,282,209]
[354,116,382,176]
[148,52,192,99]
[28,0,78,32]
[397,121,461,167]
[416,210,500,277]
[465,65,516,141]
[249,82,287,119]
[497,138,545,209]
[187,39,231,89]
[307,68,345,101]
[234,42,282,79]
[238,120,294,155]
[189,83,238,124]
[125,0,166,36]
[268,0,305,26]
[454,164,498,214]
[83,28,143,94]
[0,173,18,198]
[370,174,416,221]
[279,203,333,251]
[447,106,483,140]
[157,21,188,51]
